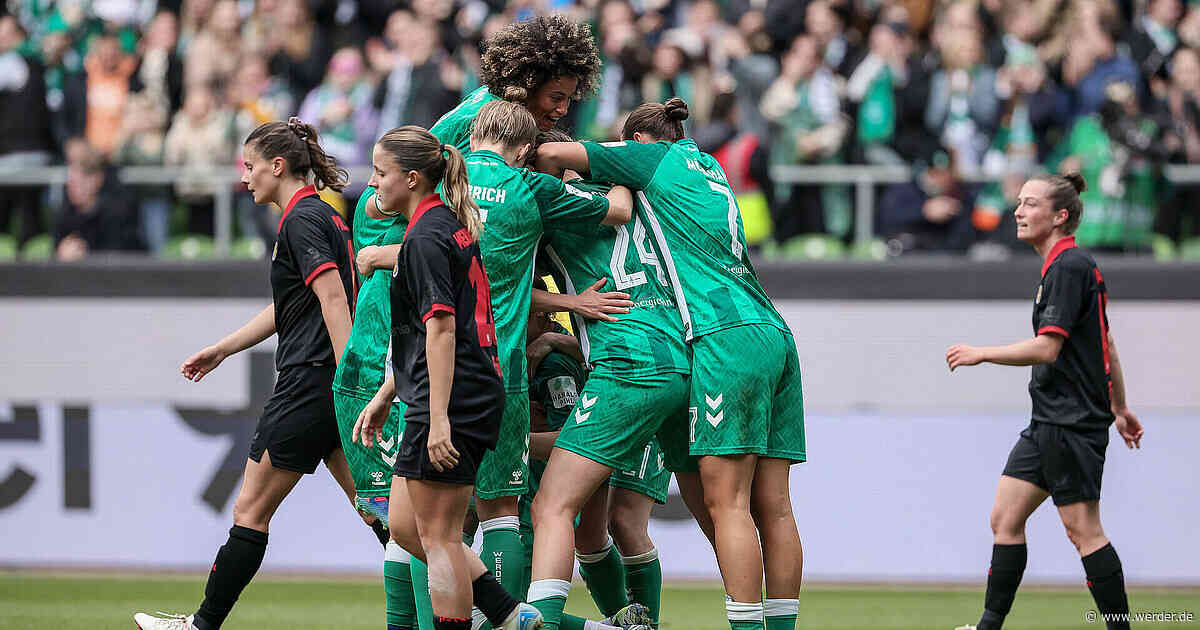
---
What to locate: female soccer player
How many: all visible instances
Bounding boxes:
[946,174,1144,630]
[135,119,358,630]
[333,187,428,629]
[455,99,632,605]
[352,125,539,630]
[535,98,806,630]
[425,14,632,596]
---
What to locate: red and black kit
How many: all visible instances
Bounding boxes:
[389,194,505,485]
[250,185,356,474]
[1002,236,1114,506]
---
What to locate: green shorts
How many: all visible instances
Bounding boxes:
[475,393,531,499]
[554,369,691,474]
[689,324,806,462]
[333,390,404,498]
[608,437,672,503]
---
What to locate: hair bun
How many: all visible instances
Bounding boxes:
[1063,172,1087,194]
[502,86,528,103]
[663,97,690,122]
[287,117,310,140]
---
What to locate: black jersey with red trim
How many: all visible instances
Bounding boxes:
[1029,236,1114,430]
[271,185,357,370]
[390,195,504,435]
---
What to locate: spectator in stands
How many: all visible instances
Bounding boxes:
[164,83,235,236]
[297,47,377,189]
[805,0,860,77]
[229,56,295,246]
[926,3,999,175]
[1061,0,1139,119]
[184,0,241,93]
[642,38,712,127]
[845,17,912,165]
[178,0,216,55]
[39,14,87,156]
[1127,0,1182,97]
[718,13,778,140]
[267,0,331,102]
[1156,47,1200,243]
[114,92,170,251]
[0,15,54,246]
[369,11,459,134]
[82,31,137,158]
[53,139,144,260]
[761,34,851,242]
[131,10,184,117]
[877,147,977,252]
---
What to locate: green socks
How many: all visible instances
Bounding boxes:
[480,516,526,597]
[577,540,629,617]
[528,578,572,630]
[764,598,798,630]
[384,542,417,629]
[410,557,435,630]
[622,547,662,628]
[727,599,764,630]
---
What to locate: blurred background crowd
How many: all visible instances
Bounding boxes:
[2,0,1200,262]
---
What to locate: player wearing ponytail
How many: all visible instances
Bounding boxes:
[948,174,1143,630]
[535,97,806,630]
[135,118,361,630]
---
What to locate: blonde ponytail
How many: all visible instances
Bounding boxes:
[441,143,483,239]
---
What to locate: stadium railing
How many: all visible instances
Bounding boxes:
[4,164,1200,256]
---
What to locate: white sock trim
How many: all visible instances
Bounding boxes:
[576,539,615,564]
[726,600,764,622]
[582,620,620,630]
[384,540,411,563]
[527,578,572,602]
[621,547,659,565]
[480,515,521,533]
[471,607,488,630]
[763,598,799,617]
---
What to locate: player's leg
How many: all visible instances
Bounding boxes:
[475,397,531,600]
[409,479,476,626]
[750,458,801,630]
[608,487,661,629]
[529,448,614,630]
[971,474,1049,630]
[193,452,302,630]
[674,472,715,547]
[1060,501,1129,630]
[698,453,764,630]
[576,485,628,618]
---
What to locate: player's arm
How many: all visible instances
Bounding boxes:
[424,312,460,471]
[946,333,1064,370]
[534,141,590,179]
[1107,330,1144,448]
[528,333,584,374]
[180,304,276,382]
[311,269,352,367]
[603,185,633,226]
[356,243,403,277]
[532,282,632,322]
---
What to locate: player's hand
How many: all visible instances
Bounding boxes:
[181,345,228,382]
[573,278,633,322]
[1114,407,1144,449]
[426,416,459,472]
[353,396,389,448]
[946,344,985,371]
[356,245,380,277]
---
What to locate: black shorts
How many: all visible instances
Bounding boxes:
[248,363,341,474]
[1002,420,1109,506]
[392,417,493,486]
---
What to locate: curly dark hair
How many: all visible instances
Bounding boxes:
[479,15,602,102]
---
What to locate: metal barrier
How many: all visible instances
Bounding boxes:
[5,164,1200,256]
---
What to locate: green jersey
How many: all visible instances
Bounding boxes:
[543,179,690,377]
[582,139,787,341]
[527,346,587,497]
[466,149,611,392]
[333,187,409,398]
[429,86,500,153]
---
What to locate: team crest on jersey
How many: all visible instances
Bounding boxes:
[1036,285,1043,303]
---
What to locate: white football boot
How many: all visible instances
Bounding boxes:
[133,612,199,630]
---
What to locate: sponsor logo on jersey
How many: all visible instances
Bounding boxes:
[574,393,598,424]
[509,469,524,485]
[548,376,579,409]
[705,393,724,428]
[379,435,397,468]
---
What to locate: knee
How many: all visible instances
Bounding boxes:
[990,506,1026,541]
[232,496,267,531]
[608,509,649,552]
[1062,520,1104,553]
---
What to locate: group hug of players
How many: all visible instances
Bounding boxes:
[134,14,1146,630]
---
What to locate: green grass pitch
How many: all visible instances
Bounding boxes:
[1,573,1196,629]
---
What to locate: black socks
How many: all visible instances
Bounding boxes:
[471,571,519,627]
[978,543,1027,630]
[370,518,390,547]
[193,526,268,630]
[1082,543,1130,630]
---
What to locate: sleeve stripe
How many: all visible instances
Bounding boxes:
[1037,325,1071,339]
[304,262,339,286]
[422,304,456,322]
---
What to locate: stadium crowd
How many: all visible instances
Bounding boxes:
[1,0,1199,260]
